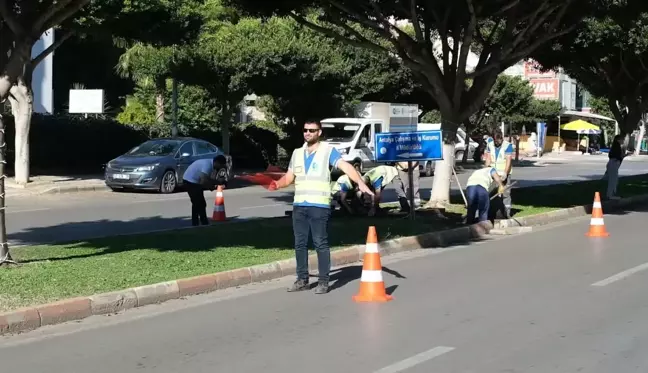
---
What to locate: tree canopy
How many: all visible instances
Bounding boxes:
[532,0,648,135]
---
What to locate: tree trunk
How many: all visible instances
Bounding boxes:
[155,76,165,124]
[426,118,459,208]
[635,119,645,156]
[9,75,33,186]
[0,113,11,264]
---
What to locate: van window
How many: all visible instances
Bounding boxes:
[357,125,370,148]
[374,123,382,133]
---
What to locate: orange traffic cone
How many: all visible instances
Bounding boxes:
[586,192,609,237]
[212,185,226,222]
[353,226,393,303]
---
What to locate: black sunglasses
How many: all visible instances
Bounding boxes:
[303,128,319,133]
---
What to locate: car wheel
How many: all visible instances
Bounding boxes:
[455,150,465,162]
[353,161,363,174]
[160,170,177,194]
[425,161,434,177]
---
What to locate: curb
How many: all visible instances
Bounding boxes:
[38,184,110,195]
[0,221,492,336]
[2,193,646,336]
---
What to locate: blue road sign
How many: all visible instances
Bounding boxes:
[375,130,443,163]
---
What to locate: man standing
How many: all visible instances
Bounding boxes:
[270,120,372,294]
[465,167,505,224]
[485,131,514,218]
[182,155,228,226]
[605,135,625,200]
[394,161,421,212]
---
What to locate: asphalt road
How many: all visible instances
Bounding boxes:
[2,203,648,372]
[4,156,648,246]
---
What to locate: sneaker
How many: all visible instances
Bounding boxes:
[287,279,309,292]
[314,281,329,294]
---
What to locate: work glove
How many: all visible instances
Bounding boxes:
[497,185,506,195]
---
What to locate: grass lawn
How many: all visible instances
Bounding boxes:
[1,173,647,312]
[0,213,461,312]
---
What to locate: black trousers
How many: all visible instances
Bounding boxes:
[184,180,209,226]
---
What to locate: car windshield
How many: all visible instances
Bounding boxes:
[321,123,359,142]
[127,140,181,156]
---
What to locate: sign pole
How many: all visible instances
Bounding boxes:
[407,161,415,221]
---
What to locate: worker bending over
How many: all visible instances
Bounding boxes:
[485,131,514,218]
[466,167,505,224]
[363,165,399,216]
[331,174,361,214]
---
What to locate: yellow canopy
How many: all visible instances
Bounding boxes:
[560,119,600,133]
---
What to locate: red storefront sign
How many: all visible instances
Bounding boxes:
[530,78,559,100]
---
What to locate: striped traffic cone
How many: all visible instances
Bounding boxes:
[586,192,609,237]
[212,185,226,222]
[353,226,393,303]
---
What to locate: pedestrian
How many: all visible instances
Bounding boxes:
[484,131,514,218]
[605,135,625,200]
[363,165,399,216]
[394,161,421,212]
[269,119,373,294]
[465,167,505,224]
[182,155,228,226]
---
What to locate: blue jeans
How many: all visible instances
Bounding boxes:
[293,206,331,282]
[466,185,489,224]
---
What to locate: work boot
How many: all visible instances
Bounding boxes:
[314,281,329,294]
[287,279,309,292]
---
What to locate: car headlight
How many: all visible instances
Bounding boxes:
[135,164,159,172]
[339,147,350,155]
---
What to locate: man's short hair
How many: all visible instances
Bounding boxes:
[303,119,321,128]
[493,131,503,140]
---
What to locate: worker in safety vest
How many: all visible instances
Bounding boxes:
[465,167,505,224]
[363,165,399,216]
[484,131,514,218]
[269,119,372,295]
[330,174,360,214]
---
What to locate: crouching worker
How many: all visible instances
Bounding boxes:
[363,165,399,216]
[331,174,360,214]
[465,167,505,224]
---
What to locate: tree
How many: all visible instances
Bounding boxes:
[0,0,95,265]
[532,1,648,137]
[225,0,591,206]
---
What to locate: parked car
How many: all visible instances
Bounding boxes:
[104,137,233,193]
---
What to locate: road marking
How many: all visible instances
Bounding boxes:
[373,346,455,373]
[238,204,285,210]
[592,262,648,287]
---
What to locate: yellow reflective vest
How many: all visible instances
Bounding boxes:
[467,167,496,190]
[487,140,513,176]
[364,166,399,188]
[291,142,334,206]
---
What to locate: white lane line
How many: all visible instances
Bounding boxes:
[373,346,455,373]
[592,262,648,287]
[238,204,285,210]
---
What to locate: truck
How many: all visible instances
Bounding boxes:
[320,102,477,176]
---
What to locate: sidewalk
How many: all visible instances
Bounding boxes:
[5,175,107,197]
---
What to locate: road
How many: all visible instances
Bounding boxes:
[2,202,648,372]
[5,156,648,246]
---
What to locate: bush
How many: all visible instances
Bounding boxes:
[2,114,281,175]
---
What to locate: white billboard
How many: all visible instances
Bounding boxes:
[69,89,104,114]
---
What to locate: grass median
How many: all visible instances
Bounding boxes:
[1,173,647,313]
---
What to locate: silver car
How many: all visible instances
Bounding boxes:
[104,137,232,193]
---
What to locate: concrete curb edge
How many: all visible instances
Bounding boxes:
[1,193,645,336]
